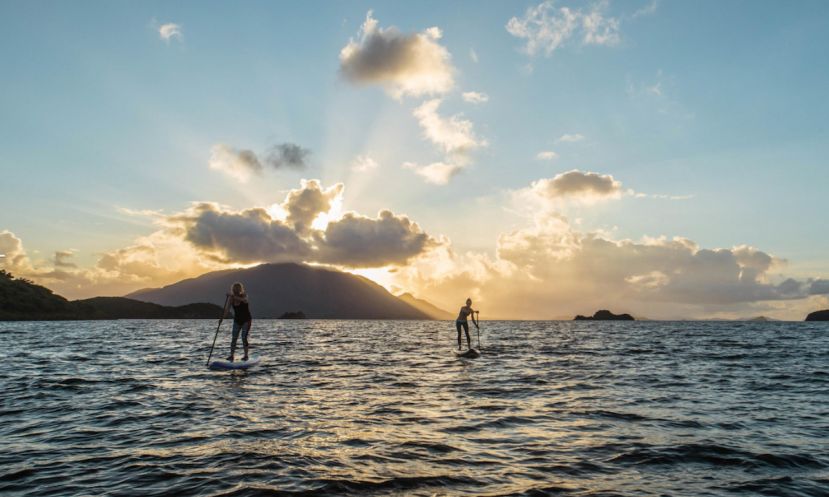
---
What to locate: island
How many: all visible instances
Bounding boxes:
[279,311,307,319]
[574,310,635,321]
[805,309,829,321]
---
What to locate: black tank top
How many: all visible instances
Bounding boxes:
[232,301,252,323]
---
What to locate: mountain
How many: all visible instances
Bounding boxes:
[805,309,829,321]
[397,293,453,320]
[0,270,222,320]
[126,263,431,320]
[574,310,635,321]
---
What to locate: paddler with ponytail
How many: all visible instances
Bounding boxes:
[223,282,252,362]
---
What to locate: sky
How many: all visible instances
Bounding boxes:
[1,0,828,319]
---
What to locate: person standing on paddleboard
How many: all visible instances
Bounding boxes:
[223,282,252,362]
[456,298,478,350]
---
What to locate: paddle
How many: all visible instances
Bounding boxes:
[476,310,481,349]
[206,295,230,367]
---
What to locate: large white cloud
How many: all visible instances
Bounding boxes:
[317,211,435,267]
[174,203,312,264]
[162,180,436,268]
[506,1,620,57]
[339,11,455,98]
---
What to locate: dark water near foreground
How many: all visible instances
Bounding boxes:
[1,320,828,497]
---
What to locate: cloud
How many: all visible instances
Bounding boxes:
[339,10,455,98]
[506,1,620,57]
[172,203,312,264]
[557,133,585,143]
[163,180,435,268]
[53,250,77,269]
[413,99,486,156]
[809,279,829,295]
[208,144,263,183]
[208,142,310,182]
[317,211,436,267]
[536,150,559,160]
[469,48,479,63]
[631,0,660,19]
[462,91,489,104]
[407,99,486,184]
[281,180,344,233]
[351,155,379,172]
[528,169,624,203]
[265,143,310,169]
[403,161,464,185]
[158,23,182,43]
[0,230,33,274]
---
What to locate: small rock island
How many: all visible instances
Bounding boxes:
[805,309,829,321]
[279,311,307,319]
[574,310,635,321]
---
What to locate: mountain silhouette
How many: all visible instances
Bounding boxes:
[0,270,222,320]
[127,263,431,320]
[397,293,453,320]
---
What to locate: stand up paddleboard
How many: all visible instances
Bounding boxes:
[455,348,481,359]
[208,356,261,371]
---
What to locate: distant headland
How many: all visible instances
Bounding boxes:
[0,270,222,320]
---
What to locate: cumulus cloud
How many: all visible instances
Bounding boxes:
[339,10,455,98]
[528,169,624,204]
[265,143,310,169]
[536,150,559,160]
[281,180,344,233]
[158,22,182,43]
[172,203,312,264]
[462,91,489,104]
[208,144,263,183]
[403,161,464,185]
[317,211,435,267]
[0,230,33,274]
[162,180,435,268]
[394,211,823,320]
[506,1,621,57]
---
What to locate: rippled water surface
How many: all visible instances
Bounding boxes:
[1,320,828,496]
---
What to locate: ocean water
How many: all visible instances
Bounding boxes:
[1,320,827,497]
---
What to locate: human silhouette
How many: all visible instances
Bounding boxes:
[455,298,478,350]
[223,282,252,362]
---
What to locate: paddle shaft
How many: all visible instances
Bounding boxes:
[206,295,230,366]
[476,311,481,348]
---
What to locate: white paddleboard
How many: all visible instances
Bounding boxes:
[455,348,481,359]
[208,356,262,370]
